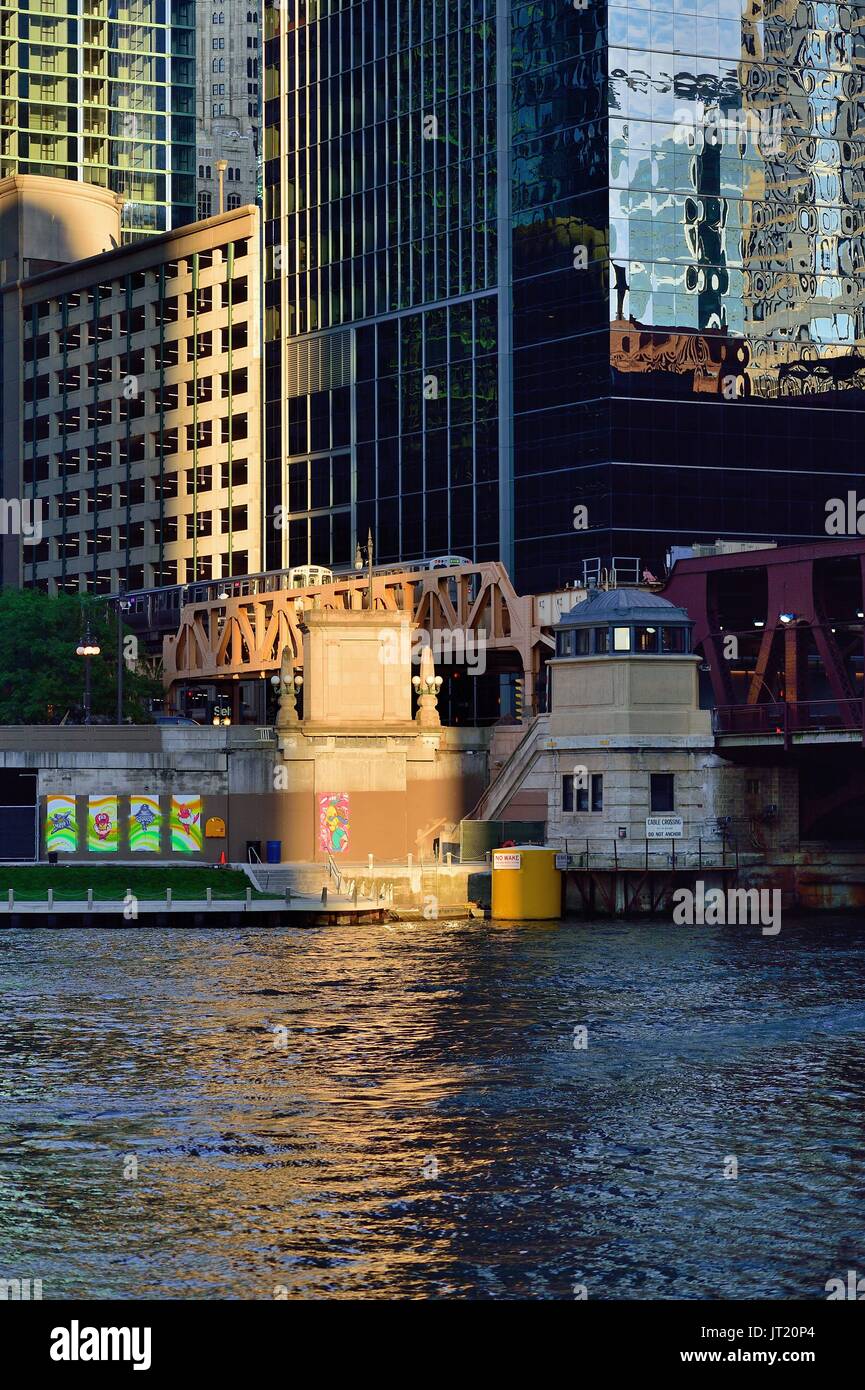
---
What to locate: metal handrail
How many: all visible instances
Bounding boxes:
[326,852,343,895]
[558,837,741,873]
[465,713,547,822]
[713,697,864,736]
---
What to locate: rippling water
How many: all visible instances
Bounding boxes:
[1,918,864,1300]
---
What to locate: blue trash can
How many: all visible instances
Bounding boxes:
[266,839,281,864]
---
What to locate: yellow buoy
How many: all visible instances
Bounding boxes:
[491,845,562,920]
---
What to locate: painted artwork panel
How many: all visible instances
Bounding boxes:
[129,795,162,852]
[319,793,349,854]
[171,795,202,852]
[45,795,77,853]
[88,794,119,852]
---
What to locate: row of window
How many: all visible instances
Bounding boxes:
[25,409,249,447]
[198,192,244,216]
[555,626,691,657]
[25,458,249,499]
[30,507,250,551]
[561,773,676,815]
[24,242,250,322]
[29,552,251,594]
[24,453,249,495]
[198,163,244,179]
[26,367,249,411]
[25,323,251,381]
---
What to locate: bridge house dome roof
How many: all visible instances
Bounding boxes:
[553,588,693,657]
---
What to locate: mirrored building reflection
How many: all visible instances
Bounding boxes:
[265,0,865,594]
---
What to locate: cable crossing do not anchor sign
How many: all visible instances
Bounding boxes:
[646,815,684,839]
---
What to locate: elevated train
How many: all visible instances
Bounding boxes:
[119,556,473,640]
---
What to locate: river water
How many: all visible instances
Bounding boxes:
[1,918,863,1300]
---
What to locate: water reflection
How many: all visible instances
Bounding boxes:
[1,919,864,1299]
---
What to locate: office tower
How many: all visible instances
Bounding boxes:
[264,0,865,595]
[1,174,261,595]
[262,0,504,579]
[196,3,260,222]
[0,0,196,238]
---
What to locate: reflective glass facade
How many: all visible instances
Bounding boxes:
[263,0,504,572]
[0,0,196,236]
[267,0,865,594]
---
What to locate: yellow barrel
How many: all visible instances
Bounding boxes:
[491,845,562,920]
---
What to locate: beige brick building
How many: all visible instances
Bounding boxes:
[0,174,261,596]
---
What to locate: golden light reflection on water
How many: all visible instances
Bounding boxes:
[1,920,864,1299]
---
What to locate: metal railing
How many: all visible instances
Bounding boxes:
[713,698,864,738]
[558,838,740,872]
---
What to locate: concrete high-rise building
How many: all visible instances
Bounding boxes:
[0,175,261,596]
[0,0,196,238]
[196,4,259,223]
[263,0,865,595]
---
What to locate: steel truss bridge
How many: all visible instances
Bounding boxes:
[662,537,865,747]
[163,560,552,710]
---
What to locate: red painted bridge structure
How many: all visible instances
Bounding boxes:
[662,538,865,745]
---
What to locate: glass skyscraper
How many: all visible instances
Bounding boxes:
[265,0,865,594]
[0,0,196,236]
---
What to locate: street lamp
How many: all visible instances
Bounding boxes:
[115,597,131,724]
[76,630,101,725]
[271,668,303,725]
[354,527,375,610]
[412,660,444,729]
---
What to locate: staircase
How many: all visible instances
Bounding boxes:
[468,714,549,822]
[241,863,330,898]
[243,862,379,905]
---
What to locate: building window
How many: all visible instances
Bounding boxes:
[650,774,675,814]
[612,626,631,652]
[197,192,212,219]
[636,625,659,653]
[661,627,689,653]
[594,627,608,653]
[227,194,241,210]
[562,773,603,814]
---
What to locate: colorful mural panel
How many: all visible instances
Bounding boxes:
[170,795,202,852]
[319,793,349,854]
[129,795,162,852]
[87,795,119,852]
[45,795,77,853]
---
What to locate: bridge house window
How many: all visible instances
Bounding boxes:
[650,774,675,813]
[562,773,603,814]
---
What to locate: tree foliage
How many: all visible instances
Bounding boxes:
[0,589,161,724]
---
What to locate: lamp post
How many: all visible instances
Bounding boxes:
[76,629,101,725]
[271,667,303,726]
[354,527,374,610]
[412,653,443,729]
[216,158,227,214]
[115,597,131,724]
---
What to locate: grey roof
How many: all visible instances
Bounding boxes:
[555,587,692,629]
